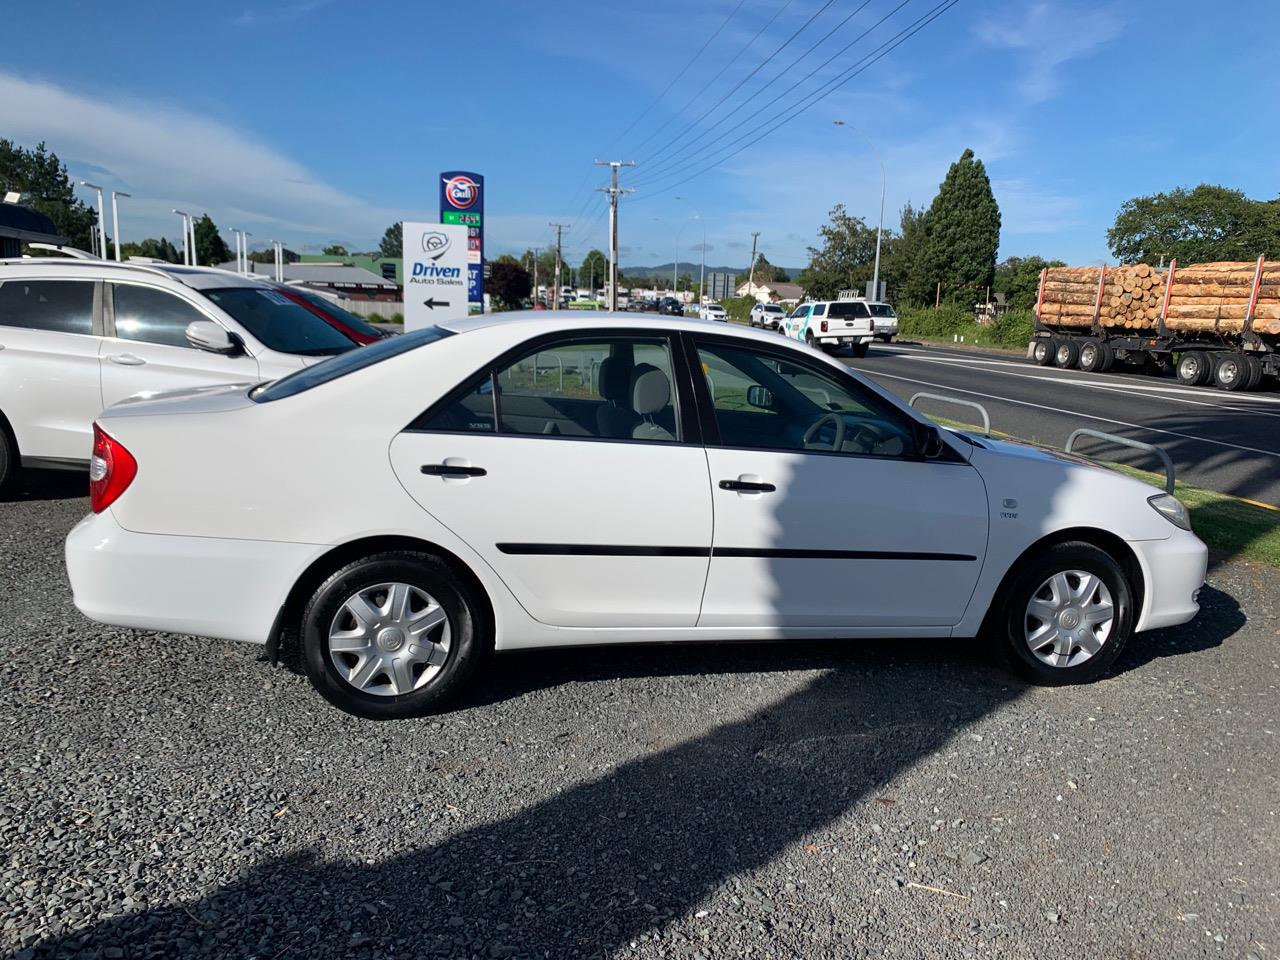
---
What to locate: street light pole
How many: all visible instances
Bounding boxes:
[172,209,190,265]
[110,191,130,261]
[834,120,885,301]
[674,197,704,305]
[80,182,106,259]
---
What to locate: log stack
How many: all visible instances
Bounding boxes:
[1037,260,1280,337]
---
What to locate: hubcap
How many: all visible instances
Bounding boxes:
[1024,570,1114,668]
[328,582,451,696]
[1082,345,1096,366]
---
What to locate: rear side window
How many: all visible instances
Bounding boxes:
[0,279,94,335]
[204,287,357,356]
[252,326,452,402]
[112,283,208,348]
[811,303,827,317]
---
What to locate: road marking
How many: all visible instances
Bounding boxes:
[852,366,1280,461]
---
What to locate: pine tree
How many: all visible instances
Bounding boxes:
[922,149,1001,300]
[193,214,231,266]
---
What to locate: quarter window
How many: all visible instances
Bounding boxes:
[0,280,94,335]
[112,284,208,348]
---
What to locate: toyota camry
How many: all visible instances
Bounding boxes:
[65,312,1207,718]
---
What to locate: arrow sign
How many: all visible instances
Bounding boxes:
[422,298,450,310]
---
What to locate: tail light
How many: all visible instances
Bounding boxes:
[820,320,828,333]
[89,423,137,514]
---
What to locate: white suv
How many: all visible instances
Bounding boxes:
[749,302,786,330]
[0,258,357,488]
[780,300,875,356]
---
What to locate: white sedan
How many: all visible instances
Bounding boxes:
[66,312,1207,718]
[699,303,729,322]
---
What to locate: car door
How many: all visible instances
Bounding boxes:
[781,304,809,341]
[0,277,103,462]
[690,334,989,629]
[389,331,713,628]
[100,281,260,407]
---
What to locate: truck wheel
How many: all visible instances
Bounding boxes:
[1098,342,1116,371]
[1053,339,1080,369]
[1030,338,1054,366]
[1213,352,1250,391]
[1176,351,1212,386]
[804,330,816,348]
[1244,355,1264,390]
[851,343,869,359]
[1078,339,1106,372]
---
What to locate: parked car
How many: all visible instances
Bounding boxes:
[657,296,684,316]
[66,310,1207,719]
[699,302,729,322]
[749,302,787,331]
[781,300,875,356]
[0,258,358,489]
[271,284,391,344]
[868,301,899,341]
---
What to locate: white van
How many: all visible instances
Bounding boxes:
[0,258,357,488]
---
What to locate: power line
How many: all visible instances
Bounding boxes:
[634,0,961,202]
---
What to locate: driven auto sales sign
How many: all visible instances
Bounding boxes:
[403,221,469,331]
[439,171,484,312]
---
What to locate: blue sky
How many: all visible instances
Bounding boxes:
[2,0,1276,271]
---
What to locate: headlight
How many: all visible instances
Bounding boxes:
[1148,493,1191,531]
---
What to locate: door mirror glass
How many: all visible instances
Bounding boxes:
[185,320,236,355]
[913,422,945,459]
[745,385,775,410]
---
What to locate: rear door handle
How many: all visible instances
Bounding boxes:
[719,478,775,493]
[106,353,146,366]
[422,462,487,477]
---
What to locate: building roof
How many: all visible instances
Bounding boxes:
[736,278,805,300]
[217,261,399,288]
[298,253,403,284]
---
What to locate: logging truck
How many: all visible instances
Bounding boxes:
[1027,257,1279,391]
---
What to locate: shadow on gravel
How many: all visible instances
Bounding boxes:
[34,648,1024,959]
[1,468,86,504]
[1109,583,1244,676]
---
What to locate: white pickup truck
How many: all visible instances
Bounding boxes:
[780,299,876,357]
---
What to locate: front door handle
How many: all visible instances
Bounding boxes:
[719,478,776,493]
[106,353,146,366]
[422,462,487,478]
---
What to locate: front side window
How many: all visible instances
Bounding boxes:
[0,279,94,335]
[789,306,809,320]
[696,340,915,458]
[112,283,207,347]
[204,287,357,356]
[419,336,681,443]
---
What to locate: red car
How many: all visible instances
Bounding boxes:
[267,284,391,345]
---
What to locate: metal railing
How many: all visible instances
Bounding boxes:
[908,392,991,437]
[1065,428,1175,494]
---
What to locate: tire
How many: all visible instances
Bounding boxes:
[996,541,1133,686]
[851,342,869,358]
[1097,342,1116,372]
[301,551,487,719]
[1077,338,1106,372]
[0,422,14,494]
[1176,351,1212,386]
[1244,355,1264,390]
[1213,352,1249,391]
[804,330,816,348]
[1030,338,1054,366]
[1053,338,1080,369]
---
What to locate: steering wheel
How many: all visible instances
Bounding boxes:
[847,421,892,454]
[802,412,846,451]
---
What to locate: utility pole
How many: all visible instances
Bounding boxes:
[550,222,569,309]
[746,231,761,297]
[595,160,635,312]
[530,247,540,306]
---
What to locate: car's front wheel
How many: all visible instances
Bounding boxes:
[0,422,15,494]
[301,551,486,719]
[996,541,1133,685]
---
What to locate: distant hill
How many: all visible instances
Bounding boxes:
[624,262,803,280]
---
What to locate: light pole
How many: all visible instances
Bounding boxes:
[675,196,705,304]
[110,191,130,261]
[172,209,191,265]
[80,181,106,258]
[833,120,885,301]
[243,231,252,273]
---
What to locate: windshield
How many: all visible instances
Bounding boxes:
[298,291,388,339]
[868,304,896,317]
[252,326,451,402]
[205,287,357,356]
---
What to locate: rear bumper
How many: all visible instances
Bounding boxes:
[817,332,874,345]
[1130,528,1208,632]
[65,510,322,644]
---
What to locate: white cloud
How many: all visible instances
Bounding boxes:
[0,71,411,250]
[232,0,335,27]
[974,2,1125,102]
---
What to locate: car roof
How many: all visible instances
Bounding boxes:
[438,309,783,344]
[0,257,268,291]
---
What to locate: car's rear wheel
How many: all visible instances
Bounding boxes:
[804,330,816,348]
[0,421,16,494]
[996,541,1133,685]
[301,551,486,719]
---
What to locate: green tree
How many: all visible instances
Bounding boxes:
[0,139,98,250]
[797,205,886,300]
[580,249,608,289]
[1106,184,1280,265]
[488,259,532,310]
[379,223,402,258]
[193,214,231,266]
[322,244,349,256]
[922,148,1001,300]
[119,237,180,263]
[892,202,933,306]
[993,255,1066,310]
[520,247,560,291]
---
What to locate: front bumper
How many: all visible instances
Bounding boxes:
[1130,526,1208,632]
[65,509,323,644]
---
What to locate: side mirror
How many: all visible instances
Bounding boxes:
[746,385,775,410]
[185,320,237,355]
[913,422,945,459]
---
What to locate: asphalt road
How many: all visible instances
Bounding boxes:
[842,341,1280,507]
[3,479,1278,959]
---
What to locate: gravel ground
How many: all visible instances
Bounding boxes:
[2,471,1277,960]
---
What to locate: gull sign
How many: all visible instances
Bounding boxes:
[403,221,469,331]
